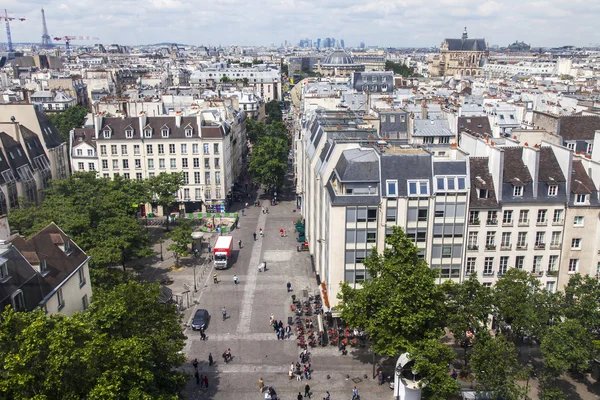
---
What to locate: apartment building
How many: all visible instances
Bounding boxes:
[2,223,92,316]
[92,110,246,214]
[70,128,98,173]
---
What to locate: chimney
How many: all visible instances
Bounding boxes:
[421,102,428,120]
[176,111,182,128]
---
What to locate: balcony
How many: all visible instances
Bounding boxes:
[516,244,528,250]
[467,245,479,251]
[468,219,481,226]
[552,220,563,226]
[497,270,506,277]
[532,270,544,277]
[502,221,513,227]
[483,270,494,277]
[536,220,547,226]
[550,243,561,250]
[500,244,512,250]
[486,219,498,226]
[465,270,476,277]
[535,243,546,250]
[518,220,530,227]
[485,244,496,251]
[546,270,558,277]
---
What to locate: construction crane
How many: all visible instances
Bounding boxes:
[53,35,99,58]
[1,9,26,53]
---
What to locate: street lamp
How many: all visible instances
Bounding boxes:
[191,231,203,292]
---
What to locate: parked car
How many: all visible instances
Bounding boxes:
[191,309,209,330]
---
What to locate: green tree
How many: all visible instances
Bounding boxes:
[265,100,283,124]
[563,273,600,332]
[541,319,593,377]
[409,339,460,400]
[246,118,266,143]
[249,135,288,189]
[166,219,193,267]
[470,331,527,399]
[220,76,231,83]
[338,226,446,356]
[47,105,89,142]
[384,61,415,77]
[148,172,184,232]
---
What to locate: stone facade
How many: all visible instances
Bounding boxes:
[429,28,488,77]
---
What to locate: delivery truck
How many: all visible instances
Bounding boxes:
[213,236,233,269]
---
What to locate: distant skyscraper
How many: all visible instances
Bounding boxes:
[316,38,321,48]
[360,41,365,49]
[331,37,336,48]
[340,39,345,48]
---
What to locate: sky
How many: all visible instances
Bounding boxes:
[2,0,598,48]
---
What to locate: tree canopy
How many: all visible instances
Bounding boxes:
[148,172,184,231]
[265,100,283,124]
[0,282,186,399]
[166,219,193,267]
[384,61,415,77]
[47,105,89,143]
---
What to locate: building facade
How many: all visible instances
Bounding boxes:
[429,27,488,77]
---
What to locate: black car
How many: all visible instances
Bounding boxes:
[191,309,209,330]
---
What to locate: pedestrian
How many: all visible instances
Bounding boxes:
[279,320,283,329]
[194,248,199,258]
[352,386,359,400]
[266,206,269,213]
[325,391,330,400]
[286,325,292,339]
[203,375,208,389]
[280,228,284,237]
[245,202,249,208]
[194,371,200,385]
[260,228,264,238]
[258,377,265,393]
[287,282,292,292]
[378,371,384,385]
[283,229,287,237]
[238,239,242,249]
[305,383,311,398]
[222,307,227,321]
[262,206,265,214]
[192,358,198,371]
[277,329,281,340]
[298,392,303,400]
[242,209,245,216]
[213,273,218,284]
[270,314,275,325]
[208,245,212,253]
[199,374,204,388]
[279,326,284,339]
[253,232,257,241]
[233,275,238,285]
[200,327,206,340]
[296,372,302,381]
[208,353,213,366]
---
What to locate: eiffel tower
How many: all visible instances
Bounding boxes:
[40,8,53,48]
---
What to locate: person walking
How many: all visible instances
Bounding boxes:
[253,232,257,241]
[287,282,292,292]
[192,358,198,372]
[286,325,292,339]
[297,392,303,400]
[213,273,218,284]
[200,327,206,341]
[194,248,199,258]
[233,275,238,285]
[378,371,384,385]
[222,307,227,321]
[279,326,284,339]
[258,377,265,393]
[325,391,330,400]
[276,329,281,340]
[208,353,213,366]
[352,386,359,400]
[280,228,284,237]
[194,371,200,385]
[304,383,311,398]
[262,206,265,214]
[259,228,264,238]
[199,374,205,388]
[238,239,242,249]
[241,208,245,216]
[203,375,208,389]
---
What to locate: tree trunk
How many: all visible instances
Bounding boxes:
[165,205,170,232]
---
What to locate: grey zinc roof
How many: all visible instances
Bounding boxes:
[433,161,467,176]
[444,38,487,51]
[380,152,432,197]
[334,148,379,182]
[413,119,453,137]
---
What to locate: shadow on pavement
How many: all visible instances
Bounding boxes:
[184,357,221,400]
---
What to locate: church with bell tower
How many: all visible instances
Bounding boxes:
[429,27,489,77]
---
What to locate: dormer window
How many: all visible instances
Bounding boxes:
[103,129,111,138]
[513,185,523,197]
[63,239,72,254]
[0,261,9,282]
[479,189,488,198]
[125,129,133,138]
[161,128,169,138]
[575,194,589,205]
[144,128,152,138]
[185,128,193,137]
[548,185,558,196]
[40,259,49,275]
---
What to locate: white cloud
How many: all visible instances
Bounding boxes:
[2,0,596,47]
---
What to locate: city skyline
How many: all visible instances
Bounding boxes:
[1,0,598,48]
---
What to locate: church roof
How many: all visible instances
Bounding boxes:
[444,38,487,51]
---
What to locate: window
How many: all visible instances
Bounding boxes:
[408,180,429,196]
[215,172,221,184]
[205,158,210,168]
[195,188,202,200]
[574,216,584,226]
[133,145,140,155]
[571,238,582,249]
[144,128,152,138]
[147,144,153,154]
[87,149,94,156]
[535,232,545,248]
[158,144,164,154]
[111,145,117,155]
[192,144,199,154]
[215,158,220,168]
[194,172,201,184]
[483,257,494,276]
[162,128,169,138]
[442,246,452,258]
[548,255,558,272]
[159,159,165,169]
[466,258,476,275]
[100,145,107,155]
[423,137,434,144]
[389,114,396,123]
[102,160,108,169]
[169,144,175,154]
[135,159,141,169]
[82,295,88,311]
[123,173,130,179]
[417,209,427,222]
[533,256,542,273]
[181,144,187,154]
[204,144,210,154]
[587,143,593,154]
[148,159,154,169]
[386,180,397,196]
[553,209,563,224]
[487,211,498,225]
[468,232,478,249]
[513,185,523,196]
[214,144,220,154]
[122,160,129,169]
[479,189,488,198]
[551,231,561,247]
[121,145,127,155]
[103,129,111,138]
[112,160,118,169]
[386,208,396,223]
[568,259,579,273]
[88,163,95,171]
[184,188,190,199]
[548,185,558,196]
[517,232,527,248]
[367,209,377,222]
[501,232,511,248]
[435,209,444,218]
[516,256,525,269]
[575,194,588,204]
[183,172,189,184]
[78,268,86,287]
[148,172,155,178]
[78,162,84,170]
[204,189,211,199]
[519,210,529,225]
[503,210,513,224]
[193,158,200,168]
[170,159,176,169]
[57,288,64,310]
[215,189,221,200]
[76,149,83,156]
[0,262,9,281]
[469,211,480,224]
[537,210,547,224]
[439,136,450,144]
[499,256,509,275]
[136,173,142,180]
[367,232,376,243]
[182,158,188,168]
[185,128,193,137]
[205,172,210,184]
[485,232,496,248]
[457,177,466,190]
[125,129,133,138]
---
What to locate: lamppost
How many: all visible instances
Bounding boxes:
[159,238,164,262]
[191,231,203,292]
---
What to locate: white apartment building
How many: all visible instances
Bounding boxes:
[70,128,98,173]
[92,110,246,214]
